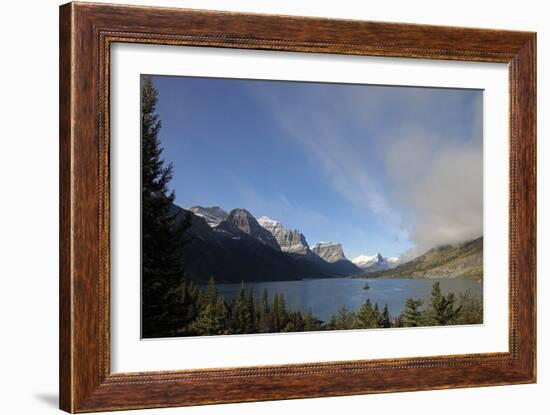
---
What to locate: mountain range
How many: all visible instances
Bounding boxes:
[174,204,482,283]
[366,237,483,279]
[174,205,361,283]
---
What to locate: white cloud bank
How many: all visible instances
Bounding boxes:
[384,126,482,256]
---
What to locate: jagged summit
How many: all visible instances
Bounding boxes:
[352,252,400,272]
[182,205,361,279]
[226,209,281,250]
[258,216,309,255]
[352,254,379,268]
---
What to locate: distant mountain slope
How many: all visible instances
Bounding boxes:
[368,237,483,279]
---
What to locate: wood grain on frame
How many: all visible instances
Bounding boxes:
[59,2,536,412]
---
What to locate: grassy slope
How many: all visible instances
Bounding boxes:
[368,237,483,279]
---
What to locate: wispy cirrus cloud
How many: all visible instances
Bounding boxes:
[248,81,482,256]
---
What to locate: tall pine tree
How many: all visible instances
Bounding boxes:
[329,306,356,330]
[400,298,424,327]
[426,282,462,326]
[257,288,272,333]
[356,299,380,329]
[380,304,392,328]
[302,309,322,331]
[141,76,190,338]
[231,283,253,334]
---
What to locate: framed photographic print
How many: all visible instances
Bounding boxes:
[59,2,536,412]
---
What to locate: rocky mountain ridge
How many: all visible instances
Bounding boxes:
[173,205,361,283]
[257,216,309,255]
[176,205,481,283]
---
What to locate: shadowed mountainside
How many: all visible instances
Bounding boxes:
[171,205,360,283]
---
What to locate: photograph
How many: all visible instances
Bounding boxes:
[141,74,484,338]
[2,0,543,413]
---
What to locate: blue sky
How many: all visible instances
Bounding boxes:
[149,75,483,259]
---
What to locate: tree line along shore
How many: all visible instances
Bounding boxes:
[143,277,483,338]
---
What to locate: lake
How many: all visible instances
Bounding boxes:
[216,277,483,322]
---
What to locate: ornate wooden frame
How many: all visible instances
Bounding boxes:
[59,2,536,412]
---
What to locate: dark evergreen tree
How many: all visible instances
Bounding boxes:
[456,290,483,324]
[271,294,281,331]
[329,306,356,330]
[187,280,199,301]
[393,315,404,328]
[191,302,222,335]
[427,282,462,325]
[215,296,229,334]
[197,276,218,311]
[276,293,289,330]
[247,288,256,330]
[283,311,305,332]
[373,303,381,325]
[179,280,197,333]
[191,279,223,336]
[356,299,380,329]
[302,309,322,331]
[141,76,190,338]
[231,283,254,334]
[380,304,392,328]
[257,288,272,333]
[400,298,424,327]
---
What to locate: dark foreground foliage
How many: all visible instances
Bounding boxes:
[141,76,191,337]
[144,278,483,338]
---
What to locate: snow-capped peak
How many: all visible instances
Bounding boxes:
[352,253,401,270]
[352,254,378,267]
[257,216,282,229]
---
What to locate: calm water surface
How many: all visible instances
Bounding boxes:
[216,277,482,322]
